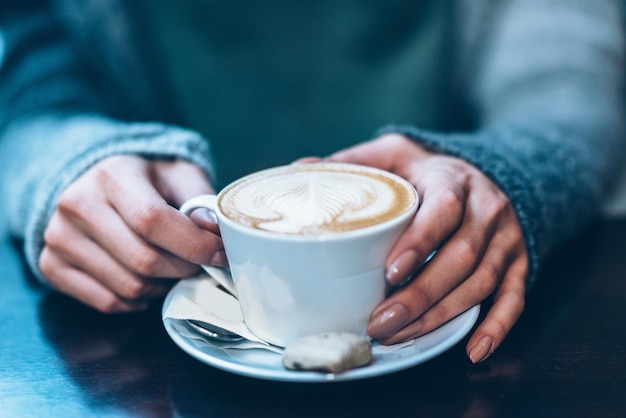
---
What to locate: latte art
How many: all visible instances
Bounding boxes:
[219,164,417,235]
[229,171,390,234]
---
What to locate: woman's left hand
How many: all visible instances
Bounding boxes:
[328,134,528,363]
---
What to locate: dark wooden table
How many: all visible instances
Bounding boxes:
[2,218,626,418]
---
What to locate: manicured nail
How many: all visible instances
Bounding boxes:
[468,336,494,364]
[386,250,418,285]
[210,250,228,267]
[368,304,409,339]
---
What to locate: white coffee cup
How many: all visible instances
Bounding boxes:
[179,162,418,347]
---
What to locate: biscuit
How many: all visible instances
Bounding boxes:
[282,332,372,373]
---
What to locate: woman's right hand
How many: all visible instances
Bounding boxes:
[40,155,226,313]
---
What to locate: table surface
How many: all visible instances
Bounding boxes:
[2,218,626,418]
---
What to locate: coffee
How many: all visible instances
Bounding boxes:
[179,163,419,346]
[218,163,417,235]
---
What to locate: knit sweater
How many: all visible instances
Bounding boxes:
[0,0,624,287]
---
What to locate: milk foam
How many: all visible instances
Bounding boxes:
[220,165,415,235]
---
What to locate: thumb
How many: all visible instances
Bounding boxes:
[153,160,220,234]
[152,160,216,208]
[327,134,407,172]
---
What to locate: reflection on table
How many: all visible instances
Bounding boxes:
[2,219,626,417]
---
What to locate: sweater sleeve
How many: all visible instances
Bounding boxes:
[380,0,626,286]
[0,2,214,281]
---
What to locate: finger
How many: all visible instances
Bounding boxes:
[466,255,528,363]
[57,188,214,278]
[95,159,224,266]
[45,212,182,299]
[152,160,222,235]
[327,134,412,172]
[385,165,513,285]
[374,227,518,344]
[292,156,325,164]
[384,173,468,285]
[369,180,508,340]
[368,222,489,340]
[40,247,149,313]
[152,160,214,207]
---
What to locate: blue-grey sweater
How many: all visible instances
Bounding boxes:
[0,0,624,287]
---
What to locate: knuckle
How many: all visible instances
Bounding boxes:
[130,203,167,239]
[500,289,526,314]
[117,278,150,300]
[187,239,215,265]
[508,222,526,245]
[513,227,525,245]
[57,189,89,219]
[94,161,119,187]
[128,246,162,276]
[494,192,511,214]
[179,232,219,265]
[43,221,63,248]
[491,318,510,339]
[436,189,464,218]
[484,193,511,223]
[39,248,54,278]
[427,303,448,324]
[95,295,128,314]
[476,264,501,296]
[379,133,406,146]
[404,286,434,312]
[454,237,480,265]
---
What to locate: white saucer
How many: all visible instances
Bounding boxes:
[162,281,480,382]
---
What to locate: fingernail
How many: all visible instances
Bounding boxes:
[468,336,494,364]
[210,250,228,267]
[292,157,324,164]
[195,208,218,224]
[379,319,422,346]
[386,250,418,285]
[368,304,409,339]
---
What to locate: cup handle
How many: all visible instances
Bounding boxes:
[179,195,237,296]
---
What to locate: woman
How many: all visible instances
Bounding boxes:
[0,0,623,363]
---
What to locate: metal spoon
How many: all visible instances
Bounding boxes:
[186,319,244,342]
